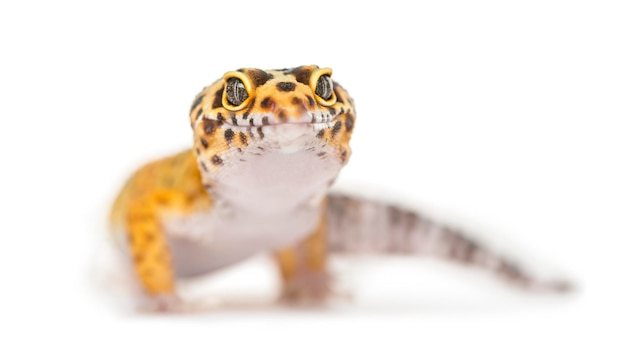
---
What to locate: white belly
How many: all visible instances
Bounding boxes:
[167,124,341,277]
[164,206,320,277]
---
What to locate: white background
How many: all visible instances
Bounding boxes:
[1,0,625,340]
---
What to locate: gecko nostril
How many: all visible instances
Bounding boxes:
[260,97,273,109]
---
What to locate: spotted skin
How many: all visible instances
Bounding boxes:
[189,66,355,181]
[110,66,569,311]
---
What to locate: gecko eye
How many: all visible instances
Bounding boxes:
[225,78,249,107]
[310,67,337,106]
[315,75,333,101]
[221,71,254,110]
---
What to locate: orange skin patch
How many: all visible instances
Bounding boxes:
[110,150,212,295]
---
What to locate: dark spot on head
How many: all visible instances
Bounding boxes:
[216,112,226,124]
[306,95,315,107]
[277,110,287,122]
[344,114,354,132]
[328,107,336,116]
[276,82,296,92]
[200,138,209,149]
[195,108,203,120]
[316,129,325,139]
[212,88,224,109]
[262,116,269,125]
[257,127,265,139]
[203,183,212,190]
[291,96,301,105]
[242,112,250,120]
[317,152,326,157]
[331,121,342,138]
[203,118,217,136]
[249,118,254,126]
[191,94,204,111]
[200,161,208,172]
[260,97,273,108]
[239,132,248,145]
[224,129,235,143]
[246,69,272,87]
[195,147,200,155]
[211,155,223,165]
[230,113,238,125]
[286,66,312,85]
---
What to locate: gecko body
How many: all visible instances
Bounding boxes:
[110,66,568,310]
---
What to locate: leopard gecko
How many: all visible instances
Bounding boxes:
[109,65,569,311]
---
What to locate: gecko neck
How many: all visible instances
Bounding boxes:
[206,148,342,217]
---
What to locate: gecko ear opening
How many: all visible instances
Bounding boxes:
[222,71,254,111]
[310,68,337,106]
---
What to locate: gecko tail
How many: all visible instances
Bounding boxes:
[326,193,572,293]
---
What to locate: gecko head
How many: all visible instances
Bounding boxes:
[188,66,356,205]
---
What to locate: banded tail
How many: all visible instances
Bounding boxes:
[327,193,571,292]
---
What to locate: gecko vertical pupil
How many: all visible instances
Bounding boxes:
[226,78,248,106]
[315,75,333,100]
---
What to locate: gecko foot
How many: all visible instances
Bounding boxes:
[138,294,220,314]
[279,272,351,306]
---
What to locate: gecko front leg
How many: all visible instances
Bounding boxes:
[273,203,342,304]
[125,189,199,312]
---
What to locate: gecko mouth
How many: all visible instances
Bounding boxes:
[210,115,338,153]
[217,118,339,147]
[196,111,343,151]
[219,120,336,138]
[213,110,342,129]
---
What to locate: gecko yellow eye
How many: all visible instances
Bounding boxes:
[316,75,333,100]
[222,71,253,111]
[225,78,248,106]
[310,68,336,106]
